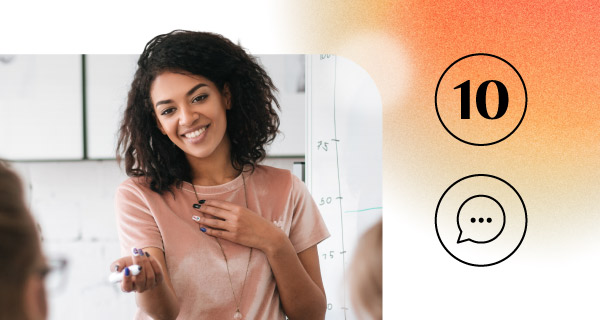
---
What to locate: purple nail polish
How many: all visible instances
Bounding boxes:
[132,248,139,256]
[139,249,144,256]
[124,267,130,276]
[200,227,207,232]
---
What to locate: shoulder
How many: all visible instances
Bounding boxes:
[249,165,297,187]
[118,176,148,192]
[250,165,306,196]
[116,176,159,201]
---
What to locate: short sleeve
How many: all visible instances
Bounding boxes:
[288,174,330,253]
[115,180,165,256]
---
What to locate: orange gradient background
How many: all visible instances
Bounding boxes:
[278,2,600,242]
[277,0,600,318]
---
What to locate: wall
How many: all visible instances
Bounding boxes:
[10,157,301,320]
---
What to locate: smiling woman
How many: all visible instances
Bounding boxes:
[111,30,329,320]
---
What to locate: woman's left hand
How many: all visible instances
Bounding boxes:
[191,199,284,251]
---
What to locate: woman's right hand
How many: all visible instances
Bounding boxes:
[110,248,164,293]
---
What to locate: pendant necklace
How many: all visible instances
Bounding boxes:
[191,172,252,320]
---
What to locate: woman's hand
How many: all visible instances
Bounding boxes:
[192,199,285,253]
[110,248,164,293]
[193,200,327,319]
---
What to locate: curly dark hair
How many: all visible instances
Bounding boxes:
[117,30,280,193]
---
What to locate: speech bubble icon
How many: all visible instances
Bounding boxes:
[457,195,505,244]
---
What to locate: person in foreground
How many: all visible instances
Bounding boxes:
[0,162,48,320]
[349,219,382,320]
[110,30,330,320]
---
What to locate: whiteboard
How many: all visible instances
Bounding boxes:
[306,55,382,319]
[0,55,83,160]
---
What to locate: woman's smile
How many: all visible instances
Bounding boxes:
[181,124,210,142]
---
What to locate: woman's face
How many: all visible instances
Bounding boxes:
[151,72,231,161]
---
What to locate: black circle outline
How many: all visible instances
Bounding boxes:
[435,53,528,146]
[434,174,528,267]
[456,194,505,244]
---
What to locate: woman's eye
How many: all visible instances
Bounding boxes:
[192,94,208,103]
[161,107,175,116]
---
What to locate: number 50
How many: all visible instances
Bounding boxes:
[454,80,508,119]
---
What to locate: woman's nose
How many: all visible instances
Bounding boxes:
[179,105,199,126]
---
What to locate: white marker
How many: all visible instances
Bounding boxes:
[108,265,142,283]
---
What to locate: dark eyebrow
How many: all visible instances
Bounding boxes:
[186,83,208,97]
[155,83,208,109]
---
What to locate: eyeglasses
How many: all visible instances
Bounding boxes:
[36,257,68,293]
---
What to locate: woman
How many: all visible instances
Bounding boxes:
[111,30,329,320]
[0,161,48,320]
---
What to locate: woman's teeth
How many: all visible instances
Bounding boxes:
[184,127,206,138]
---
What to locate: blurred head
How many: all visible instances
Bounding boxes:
[118,30,280,193]
[0,162,47,320]
[349,220,382,320]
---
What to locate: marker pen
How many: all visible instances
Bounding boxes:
[108,265,142,283]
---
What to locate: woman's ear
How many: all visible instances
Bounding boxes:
[223,84,232,110]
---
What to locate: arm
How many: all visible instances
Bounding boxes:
[113,184,180,319]
[194,200,327,320]
[265,240,327,320]
[111,247,180,320]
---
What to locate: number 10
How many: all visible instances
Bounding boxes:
[454,80,509,119]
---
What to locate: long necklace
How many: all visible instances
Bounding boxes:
[191,173,252,320]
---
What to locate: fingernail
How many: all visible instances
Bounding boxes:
[124,267,130,276]
[132,248,139,256]
[114,265,119,272]
[139,249,144,256]
[193,203,201,209]
[199,200,206,204]
[200,227,207,232]
[145,252,150,257]
[192,215,201,222]
[138,266,142,271]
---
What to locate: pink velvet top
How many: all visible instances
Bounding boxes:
[115,165,330,319]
